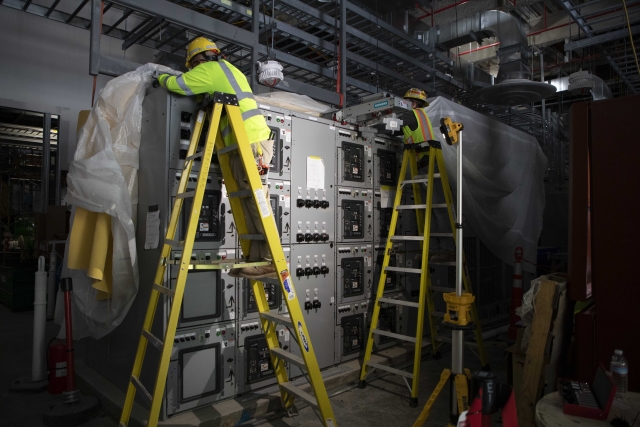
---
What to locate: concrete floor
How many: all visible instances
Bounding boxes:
[0,302,508,427]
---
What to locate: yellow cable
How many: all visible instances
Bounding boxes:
[622,0,640,76]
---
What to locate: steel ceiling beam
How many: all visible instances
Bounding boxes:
[565,25,640,50]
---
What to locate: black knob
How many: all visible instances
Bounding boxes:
[305,233,313,242]
[174,338,179,343]
[321,200,330,209]
[312,300,321,308]
[304,301,313,310]
[321,233,329,241]
[296,268,305,277]
[296,233,305,242]
[313,233,321,242]
[320,266,329,274]
[205,332,210,338]
[305,267,313,276]
[179,337,185,342]
[313,267,320,275]
[313,200,321,209]
[297,199,305,208]
[305,199,313,208]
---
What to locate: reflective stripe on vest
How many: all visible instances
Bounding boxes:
[414,109,435,141]
[176,75,194,96]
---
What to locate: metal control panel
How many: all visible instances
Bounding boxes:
[260,104,292,181]
[268,180,291,245]
[169,249,237,328]
[373,244,405,295]
[336,188,373,242]
[290,243,336,376]
[373,189,402,243]
[334,312,367,363]
[165,321,235,415]
[171,172,236,249]
[337,129,373,188]
[373,304,401,350]
[235,324,289,395]
[372,136,403,188]
[336,244,373,303]
[290,117,336,243]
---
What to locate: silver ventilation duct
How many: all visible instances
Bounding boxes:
[547,72,612,101]
[435,10,556,105]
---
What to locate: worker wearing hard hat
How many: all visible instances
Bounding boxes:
[400,88,434,169]
[156,37,276,279]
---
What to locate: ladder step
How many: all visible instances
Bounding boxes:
[436,335,479,348]
[365,361,414,379]
[152,283,175,297]
[260,311,293,329]
[433,203,448,208]
[431,233,454,237]
[414,173,440,180]
[165,239,184,248]
[430,286,456,293]
[217,143,238,155]
[185,151,203,162]
[401,178,429,184]
[130,375,152,407]
[270,347,306,368]
[390,236,424,241]
[229,190,253,198]
[176,191,195,199]
[378,297,420,308]
[384,266,422,274]
[372,329,417,343]
[240,234,265,241]
[279,382,319,410]
[142,329,163,351]
[395,204,426,210]
[430,261,456,266]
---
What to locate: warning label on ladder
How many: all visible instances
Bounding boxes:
[254,188,271,218]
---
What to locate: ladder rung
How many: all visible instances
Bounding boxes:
[131,375,152,407]
[270,347,306,368]
[384,266,422,274]
[165,239,183,248]
[240,234,265,241]
[390,236,424,241]
[378,297,420,308]
[217,144,238,155]
[185,151,203,162]
[414,173,440,180]
[431,233,454,237]
[142,329,163,351]
[176,191,195,199]
[395,204,426,210]
[152,283,175,297]
[436,335,479,348]
[260,311,293,329]
[372,329,416,343]
[229,190,253,198]
[430,286,456,293]
[279,382,319,410]
[402,179,428,184]
[430,261,457,266]
[365,361,414,379]
[433,203,448,208]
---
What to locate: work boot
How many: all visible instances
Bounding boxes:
[238,265,277,279]
[228,268,242,278]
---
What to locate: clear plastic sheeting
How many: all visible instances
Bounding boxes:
[426,97,547,273]
[254,92,334,116]
[57,63,178,339]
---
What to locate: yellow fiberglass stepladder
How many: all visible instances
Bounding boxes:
[118,92,337,427]
[358,115,488,414]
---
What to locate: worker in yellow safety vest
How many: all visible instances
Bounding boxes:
[400,88,436,169]
[157,37,276,279]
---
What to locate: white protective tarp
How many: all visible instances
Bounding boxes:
[426,96,547,272]
[57,64,177,339]
[254,92,334,116]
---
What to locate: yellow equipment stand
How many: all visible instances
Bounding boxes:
[118,93,337,427]
[358,114,488,408]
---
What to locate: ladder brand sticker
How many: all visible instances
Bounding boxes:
[254,189,271,218]
[280,270,295,300]
[374,101,389,108]
[298,321,310,352]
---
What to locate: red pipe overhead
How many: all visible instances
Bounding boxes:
[416,0,469,20]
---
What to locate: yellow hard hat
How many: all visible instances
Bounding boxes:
[185,37,221,68]
[404,88,428,106]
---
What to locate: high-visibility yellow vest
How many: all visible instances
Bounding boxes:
[402,108,435,161]
[158,60,270,150]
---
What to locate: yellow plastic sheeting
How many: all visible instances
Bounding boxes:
[68,207,113,299]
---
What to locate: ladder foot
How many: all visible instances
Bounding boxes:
[286,405,299,418]
[409,397,418,408]
[432,351,442,360]
[358,380,367,389]
[481,364,491,372]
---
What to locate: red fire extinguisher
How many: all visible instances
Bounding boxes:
[47,339,67,394]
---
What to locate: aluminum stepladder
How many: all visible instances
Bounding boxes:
[119,92,337,427]
[358,115,488,408]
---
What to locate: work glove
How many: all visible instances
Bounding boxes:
[152,78,161,88]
